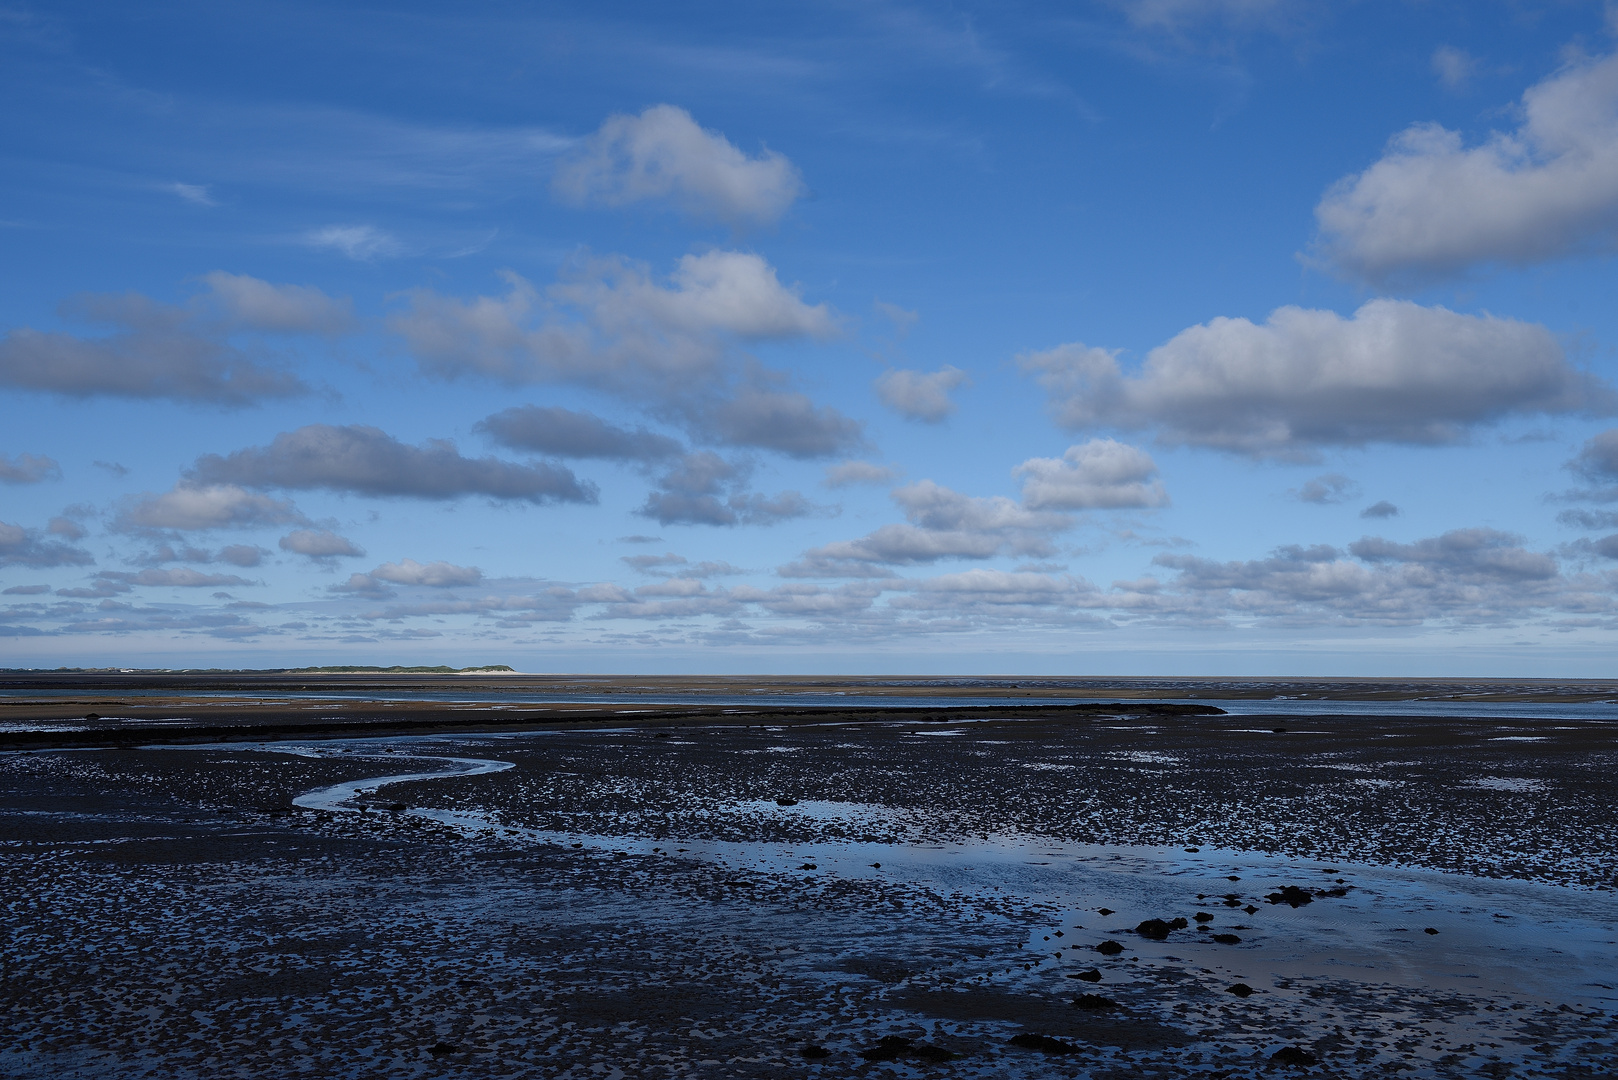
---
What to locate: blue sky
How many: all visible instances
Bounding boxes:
[4,0,1618,674]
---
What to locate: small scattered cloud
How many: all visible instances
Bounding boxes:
[1016,439,1169,510]
[189,424,596,504]
[873,300,919,337]
[1558,507,1618,530]
[0,520,95,568]
[302,224,403,260]
[1293,473,1358,505]
[824,461,901,488]
[164,182,217,206]
[477,405,681,461]
[1360,500,1400,519]
[392,251,835,401]
[370,559,482,587]
[787,480,1070,573]
[0,287,310,405]
[0,453,61,484]
[115,484,308,533]
[279,528,366,561]
[1431,45,1478,92]
[198,271,355,335]
[93,460,130,477]
[1111,0,1294,32]
[334,559,482,595]
[554,104,805,226]
[696,382,866,458]
[618,534,662,544]
[1315,51,1618,283]
[1563,534,1618,560]
[621,553,745,577]
[637,452,816,527]
[1571,428,1618,484]
[874,366,969,423]
[2,584,50,595]
[117,567,258,588]
[1022,300,1612,460]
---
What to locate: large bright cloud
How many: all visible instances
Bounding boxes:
[1316,51,1618,282]
[553,105,805,226]
[1022,300,1610,459]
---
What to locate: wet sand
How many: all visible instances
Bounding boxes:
[1,679,1615,1077]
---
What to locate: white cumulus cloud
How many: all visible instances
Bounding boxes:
[874,366,969,422]
[115,484,308,533]
[554,104,805,226]
[1022,299,1611,459]
[1015,439,1169,510]
[1316,51,1618,282]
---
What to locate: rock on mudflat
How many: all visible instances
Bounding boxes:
[858,1035,955,1062]
[1270,1045,1320,1066]
[801,1044,830,1059]
[1073,994,1118,1010]
[1069,969,1103,982]
[1009,1033,1081,1055]
[1227,983,1255,997]
[1094,940,1125,955]
[1266,885,1314,907]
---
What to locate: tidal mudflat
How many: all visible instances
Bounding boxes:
[1,677,1615,1078]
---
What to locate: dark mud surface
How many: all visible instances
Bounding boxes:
[3,703,1616,1078]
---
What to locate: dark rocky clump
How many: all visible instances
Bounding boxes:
[1009,1033,1081,1055]
[798,863,817,870]
[858,1035,955,1062]
[1228,983,1255,997]
[1096,907,1114,916]
[1069,969,1103,982]
[1270,1045,1319,1066]
[1073,994,1118,1010]
[1212,933,1242,945]
[1194,911,1214,922]
[428,1042,459,1057]
[775,797,798,806]
[801,1045,830,1059]
[1267,886,1313,907]
[1094,940,1125,955]
[1424,927,1439,935]
[1136,917,1188,940]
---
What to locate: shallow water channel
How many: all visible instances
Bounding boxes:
[278,736,1618,1075]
